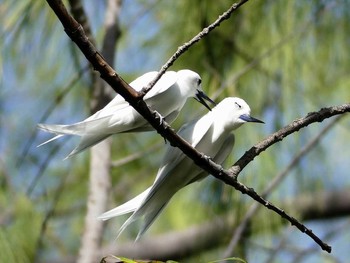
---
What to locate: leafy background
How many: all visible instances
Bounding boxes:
[1,0,350,262]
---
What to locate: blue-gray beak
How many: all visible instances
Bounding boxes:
[239,114,264,123]
[194,89,217,111]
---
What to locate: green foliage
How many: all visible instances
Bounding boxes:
[0,193,42,263]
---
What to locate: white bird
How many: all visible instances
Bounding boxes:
[98,97,264,240]
[37,70,215,158]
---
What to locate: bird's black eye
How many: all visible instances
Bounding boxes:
[197,78,202,85]
[235,102,242,109]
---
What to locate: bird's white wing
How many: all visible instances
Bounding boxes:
[98,71,176,110]
[98,187,152,221]
[132,121,234,239]
[137,134,234,239]
[38,71,180,155]
[85,71,177,122]
[144,71,177,99]
[153,112,215,182]
[116,113,216,238]
[143,114,232,214]
[85,72,158,121]
[186,134,235,185]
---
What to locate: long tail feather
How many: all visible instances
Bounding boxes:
[37,123,84,136]
[114,198,168,240]
[136,201,169,241]
[37,134,64,147]
[64,134,110,159]
[37,115,114,136]
[98,187,151,221]
[99,187,153,239]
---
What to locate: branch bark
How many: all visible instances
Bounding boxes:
[45,0,350,253]
[230,106,350,178]
[222,115,345,257]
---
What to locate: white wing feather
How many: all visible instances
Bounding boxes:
[37,71,179,157]
[109,111,235,239]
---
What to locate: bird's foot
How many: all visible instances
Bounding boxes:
[153,110,168,144]
[153,110,165,126]
[202,153,213,162]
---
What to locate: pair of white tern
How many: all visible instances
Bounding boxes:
[38,69,263,240]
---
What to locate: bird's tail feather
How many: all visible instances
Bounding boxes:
[116,198,169,241]
[37,134,64,147]
[98,187,153,239]
[37,115,112,137]
[135,201,169,241]
[64,133,111,159]
[38,123,85,136]
[98,187,151,221]
[98,186,169,240]
[38,117,117,157]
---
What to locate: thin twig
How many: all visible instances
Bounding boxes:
[140,0,250,96]
[229,105,350,178]
[292,221,350,263]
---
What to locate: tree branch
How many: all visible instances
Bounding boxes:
[222,115,345,257]
[229,104,350,178]
[44,0,350,253]
[68,0,95,46]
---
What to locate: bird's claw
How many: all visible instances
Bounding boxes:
[202,154,212,162]
[154,110,165,126]
[153,111,167,144]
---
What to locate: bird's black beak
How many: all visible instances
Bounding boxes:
[194,89,216,111]
[239,114,264,123]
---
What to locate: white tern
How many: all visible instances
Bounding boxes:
[98,97,264,240]
[37,70,215,158]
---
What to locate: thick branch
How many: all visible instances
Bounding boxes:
[68,0,95,46]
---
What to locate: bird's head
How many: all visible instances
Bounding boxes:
[213,97,264,131]
[177,69,216,111]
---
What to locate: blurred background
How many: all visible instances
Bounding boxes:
[1,0,350,262]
